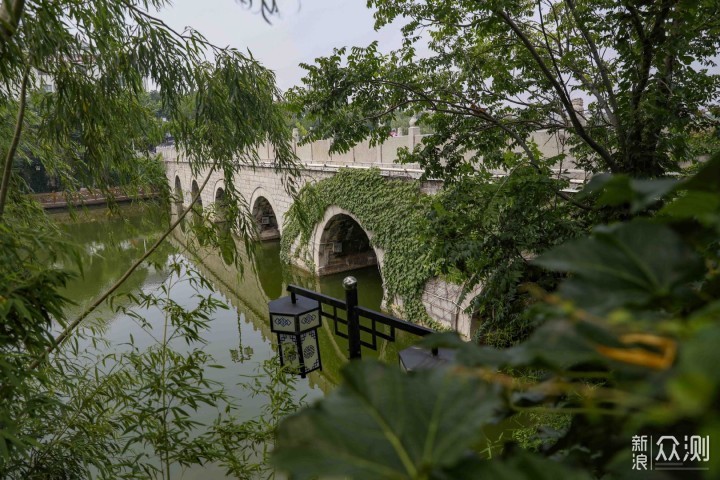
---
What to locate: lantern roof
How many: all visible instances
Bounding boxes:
[268,295,319,316]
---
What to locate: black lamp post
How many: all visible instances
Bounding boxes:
[268,293,322,378]
[343,276,361,360]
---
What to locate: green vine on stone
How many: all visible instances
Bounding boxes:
[280,168,434,324]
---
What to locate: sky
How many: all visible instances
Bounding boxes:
[156,0,407,92]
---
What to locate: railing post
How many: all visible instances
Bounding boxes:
[343,276,361,360]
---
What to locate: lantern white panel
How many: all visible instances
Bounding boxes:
[278,333,300,369]
[300,329,321,373]
[272,314,296,333]
[298,310,320,331]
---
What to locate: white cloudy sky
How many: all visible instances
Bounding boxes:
[157,0,407,92]
[155,2,718,99]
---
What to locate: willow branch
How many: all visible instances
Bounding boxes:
[0,0,25,43]
[29,160,219,371]
[0,67,29,219]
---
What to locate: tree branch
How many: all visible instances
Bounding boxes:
[28,160,219,371]
[366,80,592,210]
[537,1,575,123]
[0,67,29,219]
[362,99,415,122]
[630,1,672,113]
[495,8,619,172]
[564,0,619,127]
[622,2,647,44]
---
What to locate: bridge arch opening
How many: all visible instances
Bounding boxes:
[252,196,279,241]
[318,213,378,276]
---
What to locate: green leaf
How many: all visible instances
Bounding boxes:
[272,360,503,480]
[682,151,720,193]
[661,190,720,215]
[504,320,608,370]
[436,450,593,480]
[535,221,704,313]
[580,174,678,214]
[675,325,720,385]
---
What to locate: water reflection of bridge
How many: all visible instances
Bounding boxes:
[169,213,417,389]
[168,224,344,392]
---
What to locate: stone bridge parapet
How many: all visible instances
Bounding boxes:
[159,127,589,340]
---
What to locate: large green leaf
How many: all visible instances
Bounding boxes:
[659,191,720,223]
[578,174,678,214]
[504,320,611,371]
[535,221,704,313]
[272,361,503,480]
[682,151,720,193]
[435,450,593,480]
[658,152,720,227]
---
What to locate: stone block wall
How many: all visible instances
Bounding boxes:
[421,277,482,339]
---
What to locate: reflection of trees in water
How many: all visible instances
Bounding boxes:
[175,204,295,301]
[51,204,174,321]
[217,220,235,266]
[229,312,254,363]
[167,207,403,393]
[253,241,283,300]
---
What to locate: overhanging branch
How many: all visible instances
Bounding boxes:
[0,67,29,219]
[496,8,619,172]
[29,160,219,371]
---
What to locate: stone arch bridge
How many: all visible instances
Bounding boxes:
[160,130,585,339]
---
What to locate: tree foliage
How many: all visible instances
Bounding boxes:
[273,2,720,477]
[288,0,720,178]
[273,150,720,480]
[424,167,583,346]
[286,0,720,345]
[0,0,300,476]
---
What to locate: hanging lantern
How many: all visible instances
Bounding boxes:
[268,295,322,377]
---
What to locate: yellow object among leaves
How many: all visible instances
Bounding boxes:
[596,333,677,370]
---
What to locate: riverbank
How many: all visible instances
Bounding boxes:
[33,187,158,210]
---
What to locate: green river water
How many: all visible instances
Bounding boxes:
[50,202,423,478]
